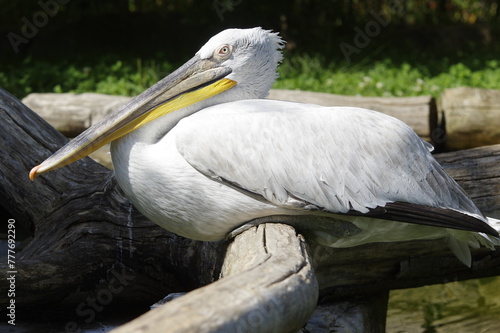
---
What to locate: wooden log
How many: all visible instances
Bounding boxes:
[111,224,318,333]
[21,92,131,137]
[438,87,500,150]
[302,292,389,333]
[22,90,437,141]
[311,235,500,299]
[21,91,440,169]
[2,89,500,332]
[434,143,500,216]
[0,88,225,309]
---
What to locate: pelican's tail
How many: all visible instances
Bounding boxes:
[306,215,500,267]
[487,216,500,232]
[447,227,500,267]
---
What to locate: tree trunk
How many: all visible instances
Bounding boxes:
[438,87,500,150]
[111,224,318,333]
[0,88,226,311]
[22,90,437,143]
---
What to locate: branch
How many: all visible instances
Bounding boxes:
[0,89,225,308]
[111,224,318,333]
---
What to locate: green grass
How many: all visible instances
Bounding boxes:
[2,50,500,99]
[0,55,175,99]
[275,54,500,98]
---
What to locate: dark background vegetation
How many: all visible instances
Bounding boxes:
[1,0,499,97]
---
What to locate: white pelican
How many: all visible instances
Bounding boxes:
[30,27,498,266]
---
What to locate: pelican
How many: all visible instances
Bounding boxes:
[30,27,498,266]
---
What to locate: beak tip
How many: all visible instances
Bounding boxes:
[29,165,41,181]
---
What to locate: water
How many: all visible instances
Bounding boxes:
[386,210,500,332]
[387,277,500,332]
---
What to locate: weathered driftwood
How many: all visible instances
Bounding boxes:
[22,90,437,141]
[438,87,500,150]
[302,292,390,333]
[21,92,131,137]
[112,224,318,333]
[1,88,500,332]
[23,88,500,153]
[435,143,500,216]
[0,89,225,311]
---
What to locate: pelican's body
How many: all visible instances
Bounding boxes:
[110,100,469,241]
[31,27,499,266]
[111,98,498,265]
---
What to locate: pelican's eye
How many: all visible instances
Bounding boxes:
[215,44,232,60]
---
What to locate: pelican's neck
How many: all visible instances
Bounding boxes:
[110,101,204,188]
[111,82,270,163]
[118,83,266,146]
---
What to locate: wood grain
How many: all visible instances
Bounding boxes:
[111,224,318,333]
[23,90,437,141]
[0,89,225,308]
[2,88,499,332]
[438,87,500,150]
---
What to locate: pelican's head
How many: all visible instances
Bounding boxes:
[29,27,285,180]
[197,27,285,100]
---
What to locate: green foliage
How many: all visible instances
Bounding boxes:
[275,53,500,98]
[1,41,500,99]
[0,55,174,99]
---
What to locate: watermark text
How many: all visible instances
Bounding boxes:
[7,0,71,54]
[6,219,17,326]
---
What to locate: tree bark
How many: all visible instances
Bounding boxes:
[438,87,500,150]
[0,89,226,310]
[434,143,500,216]
[111,224,318,333]
[1,89,499,332]
[22,90,437,142]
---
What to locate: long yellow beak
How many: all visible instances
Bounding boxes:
[29,55,236,180]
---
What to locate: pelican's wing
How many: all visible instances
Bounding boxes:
[174,99,497,236]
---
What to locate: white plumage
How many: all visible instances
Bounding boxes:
[110,96,499,266]
[32,27,499,266]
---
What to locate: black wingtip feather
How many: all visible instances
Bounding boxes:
[348,202,499,237]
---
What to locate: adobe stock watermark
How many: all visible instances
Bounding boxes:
[213,0,243,21]
[339,0,403,65]
[64,266,136,333]
[6,219,17,327]
[7,0,71,54]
